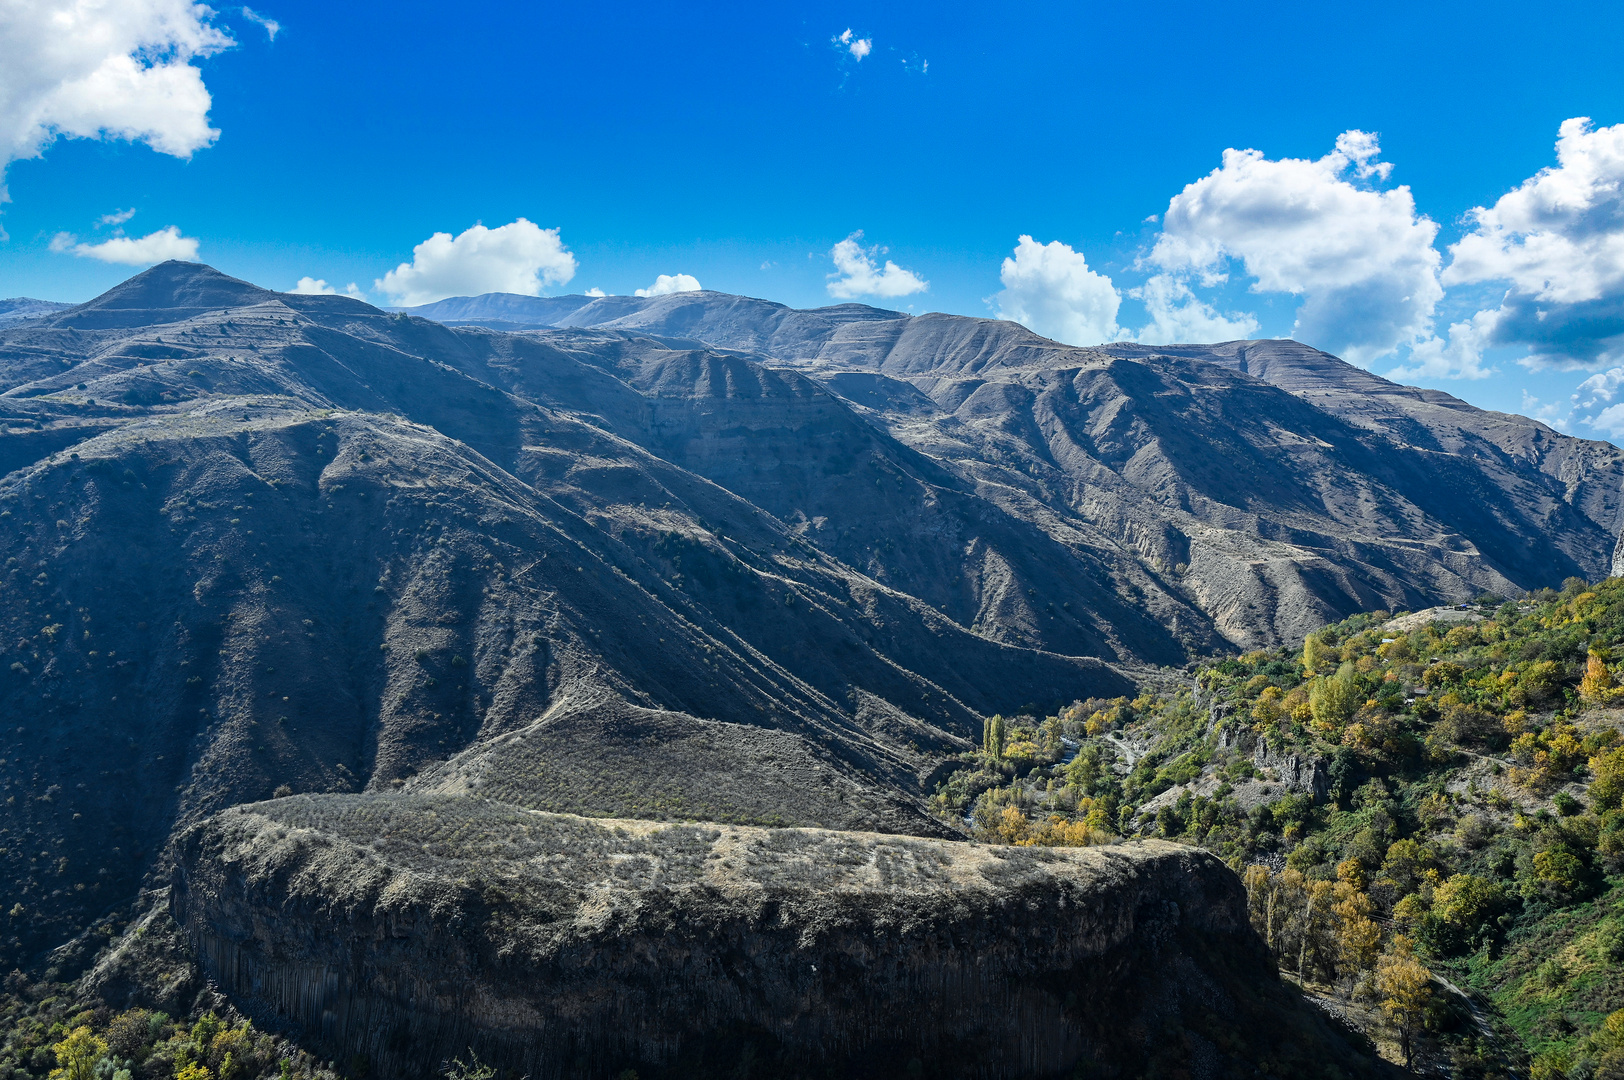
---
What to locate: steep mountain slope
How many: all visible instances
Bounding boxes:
[0,263,1589,1074]
[403,290,1624,649]
[420,326,1201,661]
[1096,338,1624,570]
[409,285,1624,639]
[0,264,1136,966]
[5,261,1624,977]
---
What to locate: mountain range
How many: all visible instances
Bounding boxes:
[406,284,1624,650]
[0,262,1619,972]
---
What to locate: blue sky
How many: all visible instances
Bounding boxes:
[5,1,1624,432]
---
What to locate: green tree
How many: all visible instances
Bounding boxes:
[1421,873,1505,955]
[1302,633,1331,675]
[1309,670,1358,730]
[1591,745,1624,812]
[1530,847,1588,902]
[1380,838,1434,896]
[982,714,1007,758]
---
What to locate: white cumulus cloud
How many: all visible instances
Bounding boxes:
[290,277,362,298]
[826,231,927,299]
[1148,130,1443,366]
[98,207,136,227]
[1442,117,1624,371]
[635,273,701,297]
[376,219,578,307]
[1575,367,1624,410]
[1568,356,1624,437]
[991,235,1120,345]
[49,224,198,264]
[1133,274,1259,344]
[1585,405,1624,437]
[0,0,233,200]
[1385,309,1498,381]
[241,6,279,40]
[836,29,871,60]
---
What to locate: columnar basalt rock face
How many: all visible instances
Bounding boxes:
[173,796,1387,1080]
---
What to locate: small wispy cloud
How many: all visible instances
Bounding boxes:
[97,208,136,228]
[242,6,280,41]
[1522,390,1573,433]
[290,277,362,298]
[635,273,702,297]
[835,28,872,61]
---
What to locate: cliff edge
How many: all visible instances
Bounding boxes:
[173,794,1390,1079]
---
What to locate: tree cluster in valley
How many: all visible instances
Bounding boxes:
[937,577,1624,1076]
[0,978,341,1080]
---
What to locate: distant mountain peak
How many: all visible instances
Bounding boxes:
[0,297,73,325]
[398,289,911,334]
[46,260,278,331]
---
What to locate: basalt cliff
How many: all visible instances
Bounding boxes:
[169,795,1388,1079]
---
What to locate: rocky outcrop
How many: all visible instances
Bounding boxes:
[173,795,1388,1080]
[1253,742,1330,803]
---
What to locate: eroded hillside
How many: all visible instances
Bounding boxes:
[408,288,1624,650]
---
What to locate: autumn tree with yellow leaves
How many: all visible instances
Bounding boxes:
[1580,649,1624,705]
[48,1028,107,1080]
[1374,937,1433,1068]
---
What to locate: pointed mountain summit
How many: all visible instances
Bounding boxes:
[44,260,277,331]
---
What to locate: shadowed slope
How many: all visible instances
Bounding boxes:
[0,267,1146,966]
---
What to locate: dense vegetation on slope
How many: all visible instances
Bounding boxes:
[0,990,339,1080]
[945,577,1624,1076]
